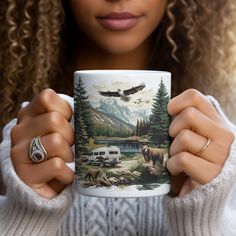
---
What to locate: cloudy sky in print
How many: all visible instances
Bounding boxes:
[75,71,171,113]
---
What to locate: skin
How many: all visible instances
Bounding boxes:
[167,89,234,196]
[70,0,167,70]
[10,0,234,199]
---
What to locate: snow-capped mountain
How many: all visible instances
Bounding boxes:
[97,98,150,125]
[91,107,135,133]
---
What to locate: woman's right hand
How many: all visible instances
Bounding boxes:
[10,89,75,199]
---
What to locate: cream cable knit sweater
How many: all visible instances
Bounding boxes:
[0,96,236,236]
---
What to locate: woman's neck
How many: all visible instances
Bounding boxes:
[72,35,153,70]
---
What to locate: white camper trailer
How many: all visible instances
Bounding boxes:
[88,146,121,167]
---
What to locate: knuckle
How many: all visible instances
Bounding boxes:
[168,123,174,137]
[186,89,202,104]
[50,133,65,148]
[64,170,74,184]
[51,158,65,173]
[48,111,63,128]
[67,171,74,183]
[168,120,176,138]
[182,107,196,122]
[38,88,56,107]
[68,129,74,146]
[169,122,174,138]
[165,159,172,171]
[167,100,173,114]
[178,129,191,147]
[177,152,189,168]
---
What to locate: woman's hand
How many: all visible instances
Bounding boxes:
[10,89,74,199]
[166,89,234,197]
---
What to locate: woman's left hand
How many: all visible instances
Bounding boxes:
[166,89,234,197]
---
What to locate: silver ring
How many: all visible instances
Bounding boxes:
[196,138,211,156]
[29,136,48,163]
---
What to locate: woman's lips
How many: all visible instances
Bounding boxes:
[97,12,141,31]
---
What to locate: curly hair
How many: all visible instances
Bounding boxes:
[1,0,236,130]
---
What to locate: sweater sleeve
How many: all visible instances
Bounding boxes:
[0,119,76,236]
[162,96,236,236]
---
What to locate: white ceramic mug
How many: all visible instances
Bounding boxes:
[72,70,171,198]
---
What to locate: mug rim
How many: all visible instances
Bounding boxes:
[74,70,171,76]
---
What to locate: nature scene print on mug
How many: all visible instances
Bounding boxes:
[74,73,171,193]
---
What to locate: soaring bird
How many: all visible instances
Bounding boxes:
[98,83,145,102]
[134,98,150,105]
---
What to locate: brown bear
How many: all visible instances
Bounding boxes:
[141,144,164,166]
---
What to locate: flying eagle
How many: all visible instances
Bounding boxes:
[99,83,145,102]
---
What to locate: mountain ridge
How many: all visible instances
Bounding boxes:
[97,98,149,125]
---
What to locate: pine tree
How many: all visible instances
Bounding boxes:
[74,77,94,156]
[136,119,140,136]
[144,118,150,135]
[139,119,143,135]
[75,117,88,157]
[74,77,94,137]
[149,79,170,146]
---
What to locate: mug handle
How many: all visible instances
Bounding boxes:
[58,94,75,172]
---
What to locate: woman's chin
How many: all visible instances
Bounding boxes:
[94,38,150,55]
